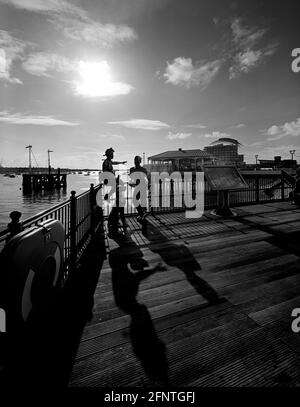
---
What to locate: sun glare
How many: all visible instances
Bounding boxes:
[75,60,132,98]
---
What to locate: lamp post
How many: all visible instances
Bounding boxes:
[48,149,53,174]
[26,145,32,173]
[255,154,259,170]
[289,150,296,169]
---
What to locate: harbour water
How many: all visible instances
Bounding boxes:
[0,172,100,231]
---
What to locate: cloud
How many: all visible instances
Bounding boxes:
[167,132,191,140]
[212,17,220,26]
[185,123,207,129]
[229,49,262,78]
[201,131,232,139]
[228,18,279,79]
[0,30,29,84]
[22,52,77,77]
[231,18,266,49]
[266,118,300,141]
[0,111,79,125]
[22,57,133,99]
[163,57,221,89]
[0,0,137,48]
[107,119,170,131]
[0,0,85,15]
[53,16,137,47]
[235,123,246,128]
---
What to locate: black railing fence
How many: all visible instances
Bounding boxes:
[106,169,292,215]
[0,171,294,276]
[0,184,103,280]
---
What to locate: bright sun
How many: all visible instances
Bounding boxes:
[75,60,132,98]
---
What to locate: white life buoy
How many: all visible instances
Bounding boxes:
[1,219,65,328]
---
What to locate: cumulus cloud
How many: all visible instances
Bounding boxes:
[0,111,79,125]
[229,49,262,78]
[167,132,191,140]
[202,131,232,139]
[0,0,137,48]
[266,118,300,141]
[0,30,29,84]
[228,18,279,79]
[163,57,221,89]
[235,123,246,128]
[22,52,77,77]
[107,119,170,131]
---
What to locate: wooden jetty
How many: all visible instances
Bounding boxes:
[68,201,300,387]
[22,169,67,192]
[1,173,300,388]
[22,145,67,192]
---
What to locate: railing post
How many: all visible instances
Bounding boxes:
[281,171,285,201]
[70,190,77,274]
[255,176,260,203]
[90,183,95,235]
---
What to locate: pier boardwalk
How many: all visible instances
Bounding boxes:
[68,201,300,387]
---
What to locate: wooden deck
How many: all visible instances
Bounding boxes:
[69,201,300,387]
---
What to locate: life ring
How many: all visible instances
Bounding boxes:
[1,219,65,329]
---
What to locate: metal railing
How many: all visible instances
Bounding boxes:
[0,184,103,280]
[0,171,294,272]
[105,169,293,215]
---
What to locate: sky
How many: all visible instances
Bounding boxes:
[0,0,299,168]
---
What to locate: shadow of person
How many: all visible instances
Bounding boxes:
[141,219,221,304]
[109,238,169,386]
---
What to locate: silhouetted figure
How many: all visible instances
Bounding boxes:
[102,147,127,235]
[6,211,23,243]
[141,220,221,304]
[109,236,169,386]
[129,155,149,223]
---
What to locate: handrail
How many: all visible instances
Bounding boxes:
[0,183,103,281]
[0,200,71,238]
[0,172,293,267]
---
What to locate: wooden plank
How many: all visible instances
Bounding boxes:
[249,295,300,326]
[224,274,300,305]
[190,342,300,386]
[71,309,257,387]
[69,202,300,387]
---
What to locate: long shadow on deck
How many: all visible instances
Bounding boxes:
[141,219,221,304]
[1,226,106,388]
[109,233,169,386]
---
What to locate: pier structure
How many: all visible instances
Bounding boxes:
[0,170,299,387]
[22,145,67,192]
[22,169,67,193]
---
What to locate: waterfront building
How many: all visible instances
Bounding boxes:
[204,138,244,167]
[147,148,215,172]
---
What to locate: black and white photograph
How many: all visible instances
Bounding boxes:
[0,0,300,399]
